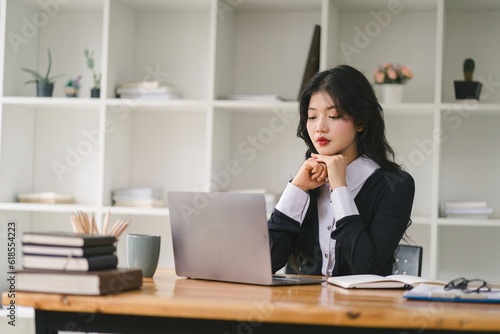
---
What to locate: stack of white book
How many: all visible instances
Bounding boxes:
[443,201,493,219]
[112,187,164,207]
[116,81,182,100]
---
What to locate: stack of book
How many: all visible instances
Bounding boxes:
[443,201,493,219]
[116,81,182,100]
[18,192,75,204]
[17,232,142,295]
[112,187,164,207]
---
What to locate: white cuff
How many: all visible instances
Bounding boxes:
[331,186,359,222]
[275,183,310,224]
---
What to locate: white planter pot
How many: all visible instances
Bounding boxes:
[380,84,404,103]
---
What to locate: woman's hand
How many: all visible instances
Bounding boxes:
[291,158,328,192]
[311,153,348,191]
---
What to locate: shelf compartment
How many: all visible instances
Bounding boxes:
[437,225,500,282]
[328,0,437,103]
[102,106,208,207]
[211,108,304,195]
[3,0,104,98]
[0,106,101,205]
[106,0,211,100]
[384,113,434,217]
[438,114,500,219]
[213,2,321,101]
[442,0,500,103]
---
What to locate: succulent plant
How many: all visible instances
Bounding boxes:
[463,58,475,81]
[84,46,101,89]
[21,48,63,85]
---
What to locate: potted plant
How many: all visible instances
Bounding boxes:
[373,63,414,103]
[84,47,101,98]
[21,48,62,97]
[454,58,482,100]
[64,75,81,97]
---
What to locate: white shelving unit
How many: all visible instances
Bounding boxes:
[1,1,500,305]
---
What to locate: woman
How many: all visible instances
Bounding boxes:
[268,65,415,277]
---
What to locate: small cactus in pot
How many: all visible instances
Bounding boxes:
[463,58,475,81]
[454,57,482,100]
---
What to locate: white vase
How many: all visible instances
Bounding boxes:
[380,84,404,103]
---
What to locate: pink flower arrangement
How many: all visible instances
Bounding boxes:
[374,63,413,84]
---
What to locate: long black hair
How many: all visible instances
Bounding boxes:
[297,65,400,169]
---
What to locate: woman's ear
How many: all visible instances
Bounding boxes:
[357,123,364,132]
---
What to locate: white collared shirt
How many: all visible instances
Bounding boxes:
[275,156,380,276]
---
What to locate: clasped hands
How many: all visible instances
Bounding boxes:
[291,153,347,192]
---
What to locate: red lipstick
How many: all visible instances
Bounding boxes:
[316,137,330,146]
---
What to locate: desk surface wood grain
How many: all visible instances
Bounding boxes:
[3,268,500,331]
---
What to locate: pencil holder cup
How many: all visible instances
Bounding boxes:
[126,234,161,278]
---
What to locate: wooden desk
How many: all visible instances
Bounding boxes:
[3,268,500,334]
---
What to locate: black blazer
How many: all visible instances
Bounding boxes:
[268,167,415,276]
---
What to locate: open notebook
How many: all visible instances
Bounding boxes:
[327,274,446,289]
[167,191,324,286]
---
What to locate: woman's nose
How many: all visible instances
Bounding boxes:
[316,116,328,132]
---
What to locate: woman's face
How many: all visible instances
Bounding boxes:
[306,92,359,161]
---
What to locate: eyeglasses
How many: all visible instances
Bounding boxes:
[444,277,491,294]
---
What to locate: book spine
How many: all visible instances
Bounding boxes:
[99,269,143,294]
[87,255,118,271]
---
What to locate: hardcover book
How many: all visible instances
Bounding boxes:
[16,268,142,295]
[23,254,118,271]
[22,232,116,247]
[22,244,116,257]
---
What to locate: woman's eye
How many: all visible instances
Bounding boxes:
[307,116,316,120]
[329,115,342,119]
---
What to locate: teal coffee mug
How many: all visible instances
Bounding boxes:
[126,234,161,278]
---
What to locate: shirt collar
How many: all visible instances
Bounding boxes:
[345,156,380,193]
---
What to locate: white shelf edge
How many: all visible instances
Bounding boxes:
[104,206,170,217]
[2,96,101,108]
[437,218,500,227]
[410,216,432,224]
[0,305,34,319]
[0,203,97,213]
[0,203,171,217]
[212,100,299,111]
[105,98,208,110]
[440,102,500,112]
[381,102,435,113]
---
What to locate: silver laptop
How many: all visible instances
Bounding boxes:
[167,191,324,286]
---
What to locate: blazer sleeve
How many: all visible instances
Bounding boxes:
[267,209,301,273]
[331,170,415,275]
